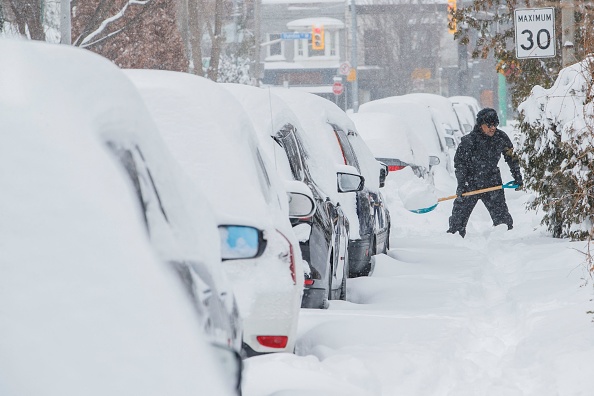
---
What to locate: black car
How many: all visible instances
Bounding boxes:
[274,123,364,308]
[331,124,391,277]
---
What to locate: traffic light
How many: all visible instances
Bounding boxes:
[447,0,456,34]
[312,25,325,50]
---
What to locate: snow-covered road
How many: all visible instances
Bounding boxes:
[243,154,594,396]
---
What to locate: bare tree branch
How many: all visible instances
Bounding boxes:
[79,0,151,47]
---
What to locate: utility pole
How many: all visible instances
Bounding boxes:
[561,0,575,67]
[350,0,359,112]
[60,0,71,45]
[253,0,262,86]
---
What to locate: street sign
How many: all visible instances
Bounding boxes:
[281,32,311,40]
[339,61,351,75]
[332,81,344,95]
[514,8,556,59]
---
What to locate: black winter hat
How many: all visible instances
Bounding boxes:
[476,108,499,126]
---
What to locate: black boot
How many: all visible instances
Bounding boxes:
[447,229,466,238]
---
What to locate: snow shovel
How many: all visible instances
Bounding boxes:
[409,181,520,214]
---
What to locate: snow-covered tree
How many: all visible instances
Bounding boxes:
[450,0,594,108]
[216,53,251,84]
[517,57,594,239]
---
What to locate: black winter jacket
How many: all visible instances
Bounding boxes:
[454,125,522,192]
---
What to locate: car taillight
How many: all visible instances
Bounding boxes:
[257,335,288,349]
[388,165,406,171]
[277,230,296,285]
[304,278,314,286]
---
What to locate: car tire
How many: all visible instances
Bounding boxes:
[355,237,375,277]
[339,275,346,301]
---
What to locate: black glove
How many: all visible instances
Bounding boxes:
[514,180,523,191]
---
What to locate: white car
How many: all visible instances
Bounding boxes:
[0,40,234,396]
[449,95,481,121]
[401,93,465,145]
[349,111,432,179]
[451,101,475,134]
[358,98,454,175]
[126,70,306,356]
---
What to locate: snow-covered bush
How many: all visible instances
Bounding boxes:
[216,54,252,85]
[517,56,594,239]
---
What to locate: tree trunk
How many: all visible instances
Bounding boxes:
[188,0,205,76]
[8,0,46,40]
[0,1,5,32]
[206,0,224,81]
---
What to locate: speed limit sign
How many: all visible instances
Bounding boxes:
[514,8,556,59]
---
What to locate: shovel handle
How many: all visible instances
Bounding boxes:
[437,185,503,202]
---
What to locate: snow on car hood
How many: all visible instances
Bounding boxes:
[0,39,223,276]
[221,83,303,182]
[125,69,279,229]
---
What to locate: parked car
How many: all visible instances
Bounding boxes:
[358,98,454,175]
[222,83,353,309]
[273,89,390,278]
[1,39,247,392]
[0,39,235,396]
[349,111,432,179]
[451,101,475,135]
[126,70,307,356]
[401,93,465,145]
[449,95,481,121]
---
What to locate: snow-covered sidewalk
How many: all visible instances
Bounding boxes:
[242,158,594,396]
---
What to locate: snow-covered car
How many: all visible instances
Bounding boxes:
[0,40,235,396]
[126,70,305,356]
[273,89,390,278]
[222,83,353,309]
[402,93,465,145]
[0,39,247,392]
[358,97,454,175]
[449,95,481,121]
[451,101,475,135]
[349,111,432,179]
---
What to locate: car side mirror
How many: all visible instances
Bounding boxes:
[337,172,364,192]
[336,164,364,193]
[284,180,316,219]
[429,156,440,167]
[218,225,266,260]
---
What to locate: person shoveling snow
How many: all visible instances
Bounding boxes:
[447,108,523,238]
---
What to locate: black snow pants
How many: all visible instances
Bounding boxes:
[448,188,513,236]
